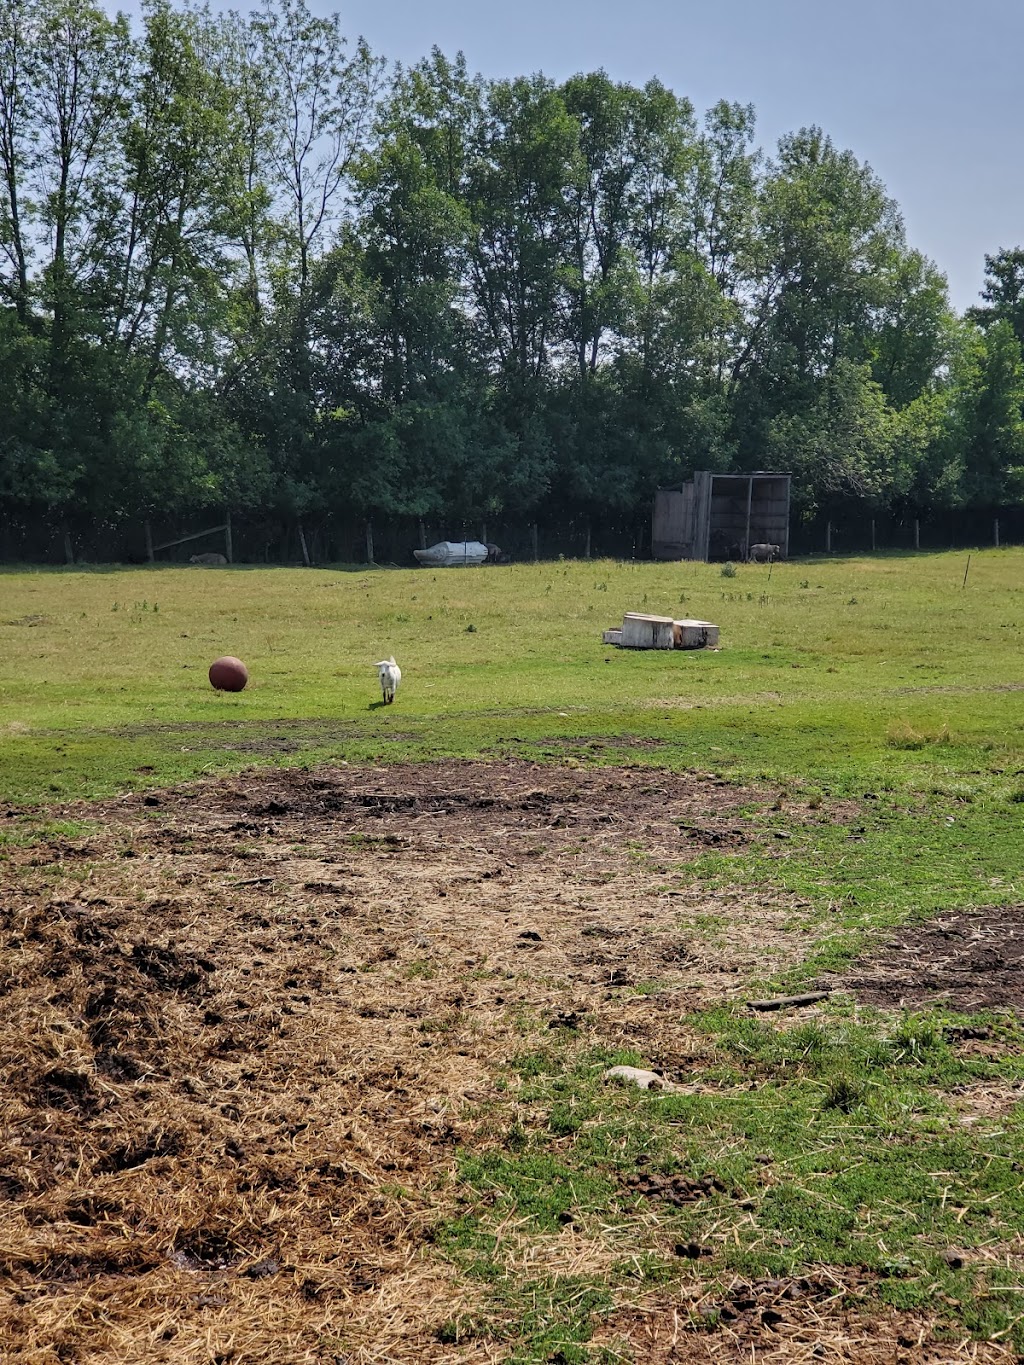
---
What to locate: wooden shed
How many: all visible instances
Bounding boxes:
[652,472,790,561]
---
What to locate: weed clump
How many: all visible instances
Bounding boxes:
[822,1074,865,1112]
[886,721,952,750]
[890,1016,945,1061]
[721,562,737,578]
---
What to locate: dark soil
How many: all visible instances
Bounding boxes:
[593,1267,1017,1363]
[843,906,1024,1012]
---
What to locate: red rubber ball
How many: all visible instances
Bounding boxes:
[209,656,248,692]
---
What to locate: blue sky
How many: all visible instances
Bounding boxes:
[113,0,1023,312]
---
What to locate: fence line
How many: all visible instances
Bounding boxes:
[2,506,1023,566]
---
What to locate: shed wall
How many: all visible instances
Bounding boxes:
[651,487,694,559]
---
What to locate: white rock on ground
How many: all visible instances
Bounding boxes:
[603,1065,676,1092]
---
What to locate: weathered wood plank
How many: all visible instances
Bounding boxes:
[747,991,831,1012]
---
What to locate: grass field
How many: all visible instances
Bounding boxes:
[3,552,1024,1362]
[3,549,1024,797]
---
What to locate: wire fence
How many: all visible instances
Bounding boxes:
[1,505,1021,567]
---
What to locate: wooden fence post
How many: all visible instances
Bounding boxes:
[225,511,233,564]
[298,523,311,567]
[995,518,1000,547]
[144,519,154,564]
[825,521,832,554]
[531,523,539,562]
[870,519,876,553]
[366,522,375,565]
[914,519,920,551]
[584,519,592,560]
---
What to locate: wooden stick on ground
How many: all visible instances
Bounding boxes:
[747,990,831,1012]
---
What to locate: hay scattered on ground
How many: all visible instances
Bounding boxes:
[2,759,1002,1362]
[1,760,807,1363]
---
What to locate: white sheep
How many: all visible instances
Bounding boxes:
[748,543,781,563]
[375,656,401,704]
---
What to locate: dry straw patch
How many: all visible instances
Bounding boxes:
[0,760,825,1361]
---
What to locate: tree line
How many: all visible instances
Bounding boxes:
[1,0,1023,558]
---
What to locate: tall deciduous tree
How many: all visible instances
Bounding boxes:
[0,11,1000,553]
[942,318,1024,506]
[467,75,575,385]
[252,0,383,302]
[970,247,1024,350]
[0,0,34,321]
[107,2,244,387]
[33,0,131,375]
[766,358,900,512]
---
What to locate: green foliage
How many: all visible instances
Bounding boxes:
[0,2,1016,541]
[970,246,1024,350]
[768,360,905,511]
[941,319,1024,507]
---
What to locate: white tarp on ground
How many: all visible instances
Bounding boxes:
[413,540,489,567]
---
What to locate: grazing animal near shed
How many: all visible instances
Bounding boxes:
[190,552,228,565]
[375,656,401,704]
[748,543,781,563]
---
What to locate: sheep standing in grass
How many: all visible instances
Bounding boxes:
[748,543,781,563]
[375,656,401,704]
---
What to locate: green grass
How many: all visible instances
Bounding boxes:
[440,1010,1024,1356]
[7,553,1023,978]
[5,550,1024,1357]
[2,550,1023,802]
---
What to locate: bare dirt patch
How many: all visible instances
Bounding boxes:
[594,1274,1018,1362]
[0,760,822,1362]
[842,906,1024,1013]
